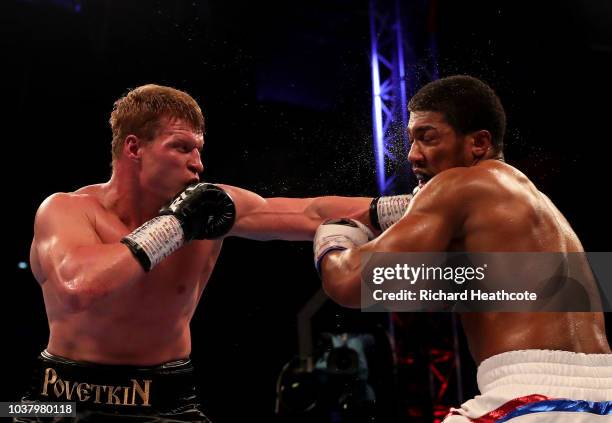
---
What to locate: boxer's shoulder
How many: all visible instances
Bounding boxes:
[415,166,512,218]
[35,186,108,230]
[422,166,496,199]
[40,184,105,207]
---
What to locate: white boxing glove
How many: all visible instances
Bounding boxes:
[314,218,374,273]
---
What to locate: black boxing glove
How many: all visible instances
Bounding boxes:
[121,183,235,271]
[159,183,235,240]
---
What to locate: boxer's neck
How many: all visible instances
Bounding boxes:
[103,167,167,229]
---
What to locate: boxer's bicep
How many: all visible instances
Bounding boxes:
[368,210,456,252]
[34,194,145,312]
[361,180,464,253]
[319,201,458,308]
[321,209,457,307]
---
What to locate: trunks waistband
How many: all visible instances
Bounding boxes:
[27,350,198,411]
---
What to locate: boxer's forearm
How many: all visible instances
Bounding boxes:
[320,248,363,308]
[225,186,373,240]
[306,196,374,232]
[289,195,373,239]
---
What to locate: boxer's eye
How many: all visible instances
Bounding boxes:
[422,130,437,142]
[174,143,191,153]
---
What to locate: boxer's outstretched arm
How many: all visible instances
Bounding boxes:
[32,194,145,313]
[219,185,372,241]
[319,170,467,307]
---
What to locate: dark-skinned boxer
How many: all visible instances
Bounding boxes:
[315,76,612,422]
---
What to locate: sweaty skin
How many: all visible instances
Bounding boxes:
[30,117,371,366]
[321,112,610,365]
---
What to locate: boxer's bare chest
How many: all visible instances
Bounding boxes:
[39,188,225,362]
[86,201,223,317]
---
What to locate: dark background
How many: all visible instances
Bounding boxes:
[2,0,611,421]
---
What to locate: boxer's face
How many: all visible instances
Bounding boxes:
[407,111,473,188]
[140,117,204,199]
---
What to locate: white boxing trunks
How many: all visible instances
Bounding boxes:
[444,350,612,422]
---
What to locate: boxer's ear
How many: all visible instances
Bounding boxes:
[470,130,492,160]
[124,135,143,162]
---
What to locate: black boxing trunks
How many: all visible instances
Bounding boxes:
[15,350,212,422]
